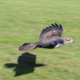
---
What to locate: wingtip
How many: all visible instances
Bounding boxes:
[59,24,62,28]
[55,23,59,27]
[51,24,55,27]
[55,23,57,25]
[51,23,63,28]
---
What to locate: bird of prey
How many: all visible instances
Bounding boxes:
[19,23,74,51]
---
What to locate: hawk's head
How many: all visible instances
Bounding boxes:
[63,37,74,44]
[55,37,74,48]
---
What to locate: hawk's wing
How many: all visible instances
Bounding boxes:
[39,23,63,41]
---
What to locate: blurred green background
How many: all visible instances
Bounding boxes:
[0,0,80,80]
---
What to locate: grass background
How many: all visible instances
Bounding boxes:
[0,0,80,80]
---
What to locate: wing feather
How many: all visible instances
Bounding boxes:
[39,23,63,41]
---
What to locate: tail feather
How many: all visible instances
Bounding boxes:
[19,42,38,51]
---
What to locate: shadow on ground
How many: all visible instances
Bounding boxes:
[4,52,46,77]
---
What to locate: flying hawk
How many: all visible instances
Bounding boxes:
[19,23,74,51]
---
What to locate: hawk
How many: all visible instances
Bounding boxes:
[19,23,74,51]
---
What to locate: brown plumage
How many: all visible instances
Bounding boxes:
[19,23,74,51]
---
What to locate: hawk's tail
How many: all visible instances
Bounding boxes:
[19,42,39,51]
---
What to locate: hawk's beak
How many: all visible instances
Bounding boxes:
[71,39,74,42]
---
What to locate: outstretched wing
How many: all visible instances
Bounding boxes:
[39,23,63,41]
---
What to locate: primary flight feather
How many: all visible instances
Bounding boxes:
[19,23,74,51]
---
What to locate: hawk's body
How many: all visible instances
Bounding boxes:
[19,23,74,51]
